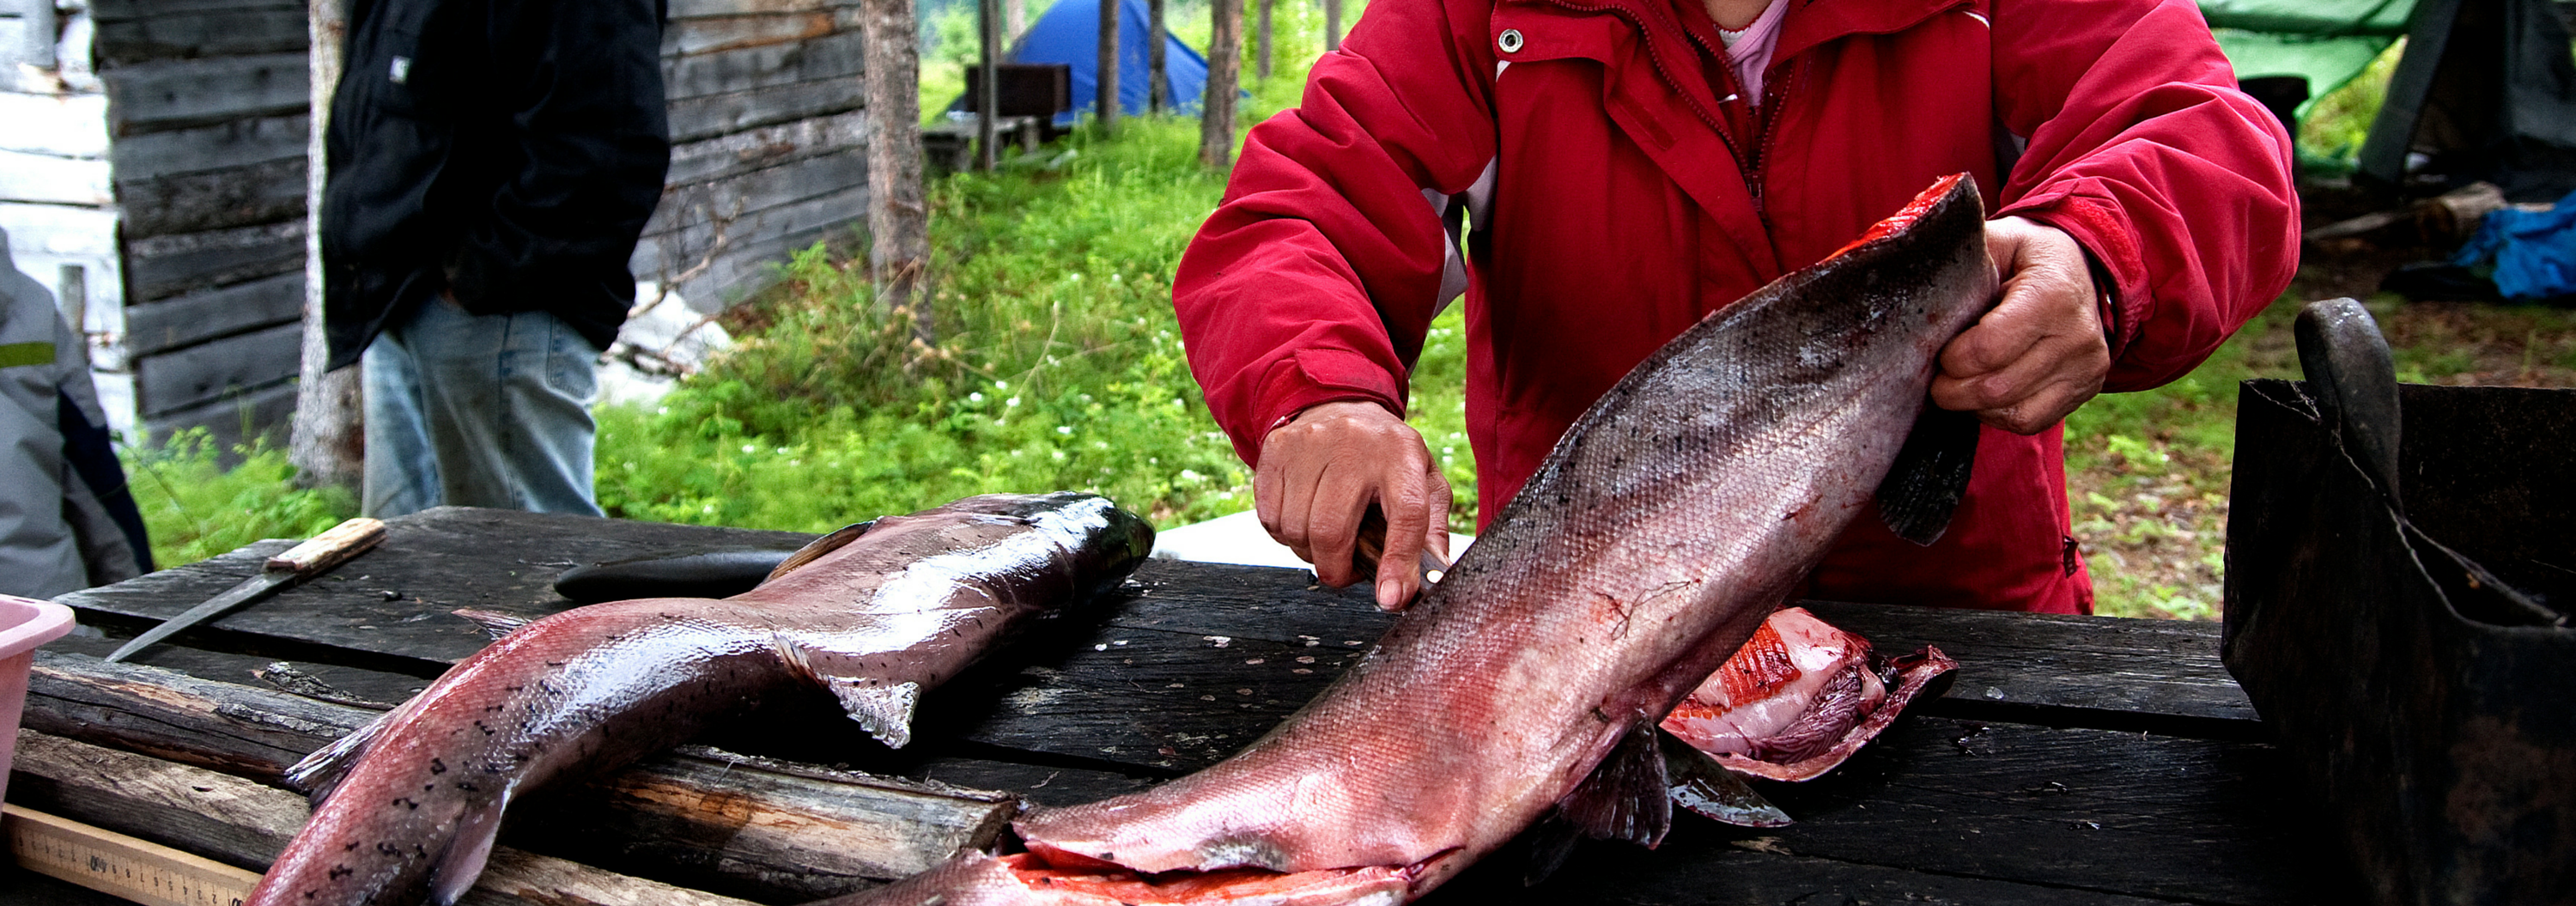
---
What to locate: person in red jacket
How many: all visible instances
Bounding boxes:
[1174,0,2299,613]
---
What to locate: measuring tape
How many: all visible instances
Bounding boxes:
[4,804,259,906]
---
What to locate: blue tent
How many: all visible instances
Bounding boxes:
[993,0,1212,128]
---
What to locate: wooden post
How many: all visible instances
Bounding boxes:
[862,0,934,342]
[1147,0,1167,112]
[1200,0,1242,168]
[1256,0,1273,80]
[1096,0,1119,135]
[1324,0,1340,52]
[975,0,999,170]
[289,0,362,494]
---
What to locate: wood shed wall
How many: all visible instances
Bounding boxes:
[91,0,873,447]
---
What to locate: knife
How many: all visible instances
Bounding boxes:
[103,517,387,663]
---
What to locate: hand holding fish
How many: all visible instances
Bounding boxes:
[1930,216,2111,435]
[1255,400,1452,611]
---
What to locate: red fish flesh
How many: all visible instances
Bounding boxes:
[1662,606,1957,784]
[831,174,2001,904]
[243,493,1153,906]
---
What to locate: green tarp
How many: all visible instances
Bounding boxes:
[2200,0,2416,116]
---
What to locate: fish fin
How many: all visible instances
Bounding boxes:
[1660,731,1794,827]
[284,713,391,806]
[450,608,532,641]
[1519,813,1583,887]
[428,797,507,906]
[1521,719,1673,885]
[766,520,878,582]
[826,678,921,749]
[1875,404,1980,545]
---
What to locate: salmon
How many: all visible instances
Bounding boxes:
[834,174,2002,905]
[244,492,1154,906]
[1662,606,1957,784]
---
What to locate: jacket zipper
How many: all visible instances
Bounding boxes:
[1744,56,1800,230]
[1533,0,1747,167]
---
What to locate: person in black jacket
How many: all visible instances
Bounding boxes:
[322,0,670,518]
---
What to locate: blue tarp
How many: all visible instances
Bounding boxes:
[2452,192,2576,301]
[989,0,1213,128]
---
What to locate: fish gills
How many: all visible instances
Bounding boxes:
[1007,174,1998,899]
[246,492,1152,906]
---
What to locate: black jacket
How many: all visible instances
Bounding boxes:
[322,0,671,368]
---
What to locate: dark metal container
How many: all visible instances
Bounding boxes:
[2225,379,2576,906]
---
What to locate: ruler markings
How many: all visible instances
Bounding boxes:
[5,804,258,906]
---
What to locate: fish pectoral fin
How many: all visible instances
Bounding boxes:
[428,797,508,906]
[1660,731,1793,827]
[284,712,392,806]
[451,608,532,641]
[1520,718,1674,885]
[825,678,921,749]
[1875,404,1980,545]
[765,520,879,582]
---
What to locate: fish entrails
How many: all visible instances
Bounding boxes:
[834,174,2001,903]
[244,492,1153,906]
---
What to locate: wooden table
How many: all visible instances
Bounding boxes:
[17,507,2353,904]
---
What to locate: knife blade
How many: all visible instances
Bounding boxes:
[103,517,387,663]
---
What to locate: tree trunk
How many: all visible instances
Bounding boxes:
[1096,0,1119,135]
[1256,0,1273,81]
[975,0,998,170]
[1005,0,1026,42]
[862,0,933,341]
[1199,0,1242,168]
[1324,0,1341,52]
[1147,0,1167,112]
[289,0,361,493]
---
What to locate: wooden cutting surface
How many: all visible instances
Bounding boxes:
[22,506,2350,905]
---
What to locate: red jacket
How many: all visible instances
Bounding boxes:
[1173,0,2297,613]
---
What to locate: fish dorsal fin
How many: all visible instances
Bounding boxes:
[1875,404,1981,545]
[451,608,532,641]
[1660,731,1792,827]
[827,678,921,749]
[1525,716,1673,885]
[428,796,508,906]
[766,520,878,582]
[285,713,392,806]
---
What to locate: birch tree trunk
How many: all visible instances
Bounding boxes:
[289,0,362,492]
[1199,0,1241,168]
[1096,0,1119,135]
[1005,0,1026,42]
[1324,0,1341,52]
[862,0,933,340]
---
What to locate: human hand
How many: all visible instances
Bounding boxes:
[1255,400,1453,611]
[1929,216,2112,435]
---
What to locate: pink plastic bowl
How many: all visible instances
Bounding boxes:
[0,593,75,806]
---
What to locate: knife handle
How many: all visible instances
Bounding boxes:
[264,517,387,575]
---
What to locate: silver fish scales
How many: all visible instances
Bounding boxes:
[245,492,1154,906]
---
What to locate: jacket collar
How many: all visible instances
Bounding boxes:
[1506,0,1974,67]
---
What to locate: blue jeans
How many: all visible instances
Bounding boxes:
[362,297,605,519]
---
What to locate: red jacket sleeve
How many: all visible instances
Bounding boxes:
[1989,0,2300,392]
[1172,0,1500,467]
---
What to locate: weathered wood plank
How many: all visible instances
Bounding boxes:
[0,148,112,206]
[111,112,307,181]
[93,9,306,67]
[646,143,869,236]
[0,92,110,158]
[102,52,307,136]
[664,28,864,102]
[17,654,1024,900]
[123,218,302,299]
[88,0,301,23]
[664,108,866,187]
[666,76,865,143]
[116,155,307,237]
[635,181,866,303]
[134,319,300,417]
[8,731,768,906]
[662,13,844,58]
[124,270,302,357]
[140,376,297,453]
[667,0,865,20]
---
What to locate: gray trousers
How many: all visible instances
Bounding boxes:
[361,296,605,519]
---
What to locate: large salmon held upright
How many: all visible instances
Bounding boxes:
[839,174,2002,905]
[245,492,1154,906]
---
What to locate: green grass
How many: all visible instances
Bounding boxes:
[124,431,359,570]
